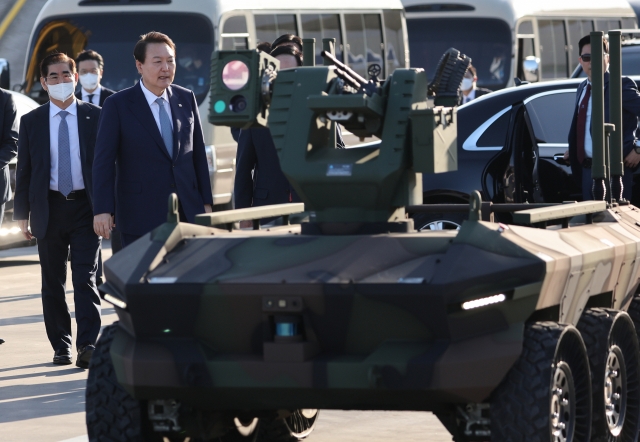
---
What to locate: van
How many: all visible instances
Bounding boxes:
[20,0,409,208]
[402,0,636,90]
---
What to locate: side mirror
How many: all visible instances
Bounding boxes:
[522,56,540,82]
[0,59,9,90]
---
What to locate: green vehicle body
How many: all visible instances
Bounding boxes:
[93,32,640,441]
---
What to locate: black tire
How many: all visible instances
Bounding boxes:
[411,211,466,231]
[626,295,640,346]
[86,323,160,442]
[577,309,640,442]
[222,410,319,442]
[490,322,592,442]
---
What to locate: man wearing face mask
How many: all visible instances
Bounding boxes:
[13,52,102,368]
[459,64,492,105]
[74,50,115,107]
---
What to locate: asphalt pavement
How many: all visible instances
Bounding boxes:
[0,241,453,441]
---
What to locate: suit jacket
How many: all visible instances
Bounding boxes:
[13,100,101,238]
[0,89,18,205]
[75,86,116,107]
[234,127,301,209]
[458,87,492,105]
[92,82,213,236]
[568,72,640,183]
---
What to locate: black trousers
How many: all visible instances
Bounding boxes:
[37,193,102,351]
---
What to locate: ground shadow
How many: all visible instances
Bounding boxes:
[0,259,39,268]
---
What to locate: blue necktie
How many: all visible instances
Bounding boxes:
[57,110,73,196]
[156,97,174,157]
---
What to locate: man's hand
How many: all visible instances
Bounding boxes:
[94,213,114,239]
[625,150,640,169]
[204,204,213,213]
[17,220,33,240]
[563,150,570,161]
[239,220,253,229]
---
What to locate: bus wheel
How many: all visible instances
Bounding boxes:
[490,322,591,442]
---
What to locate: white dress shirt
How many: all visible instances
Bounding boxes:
[140,79,173,134]
[463,88,476,104]
[578,80,593,158]
[49,100,85,191]
[81,84,102,105]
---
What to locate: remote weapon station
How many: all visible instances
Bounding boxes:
[88,32,640,442]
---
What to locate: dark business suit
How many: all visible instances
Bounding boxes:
[13,100,102,352]
[0,89,18,226]
[235,127,301,209]
[75,86,115,107]
[458,87,492,105]
[92,82,213,242]
[568,73,640,200]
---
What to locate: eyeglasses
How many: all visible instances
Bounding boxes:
[44,73,73,84]
[580,53,608,63]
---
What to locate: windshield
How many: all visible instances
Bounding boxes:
[25,13,213,105]
[406,18,511,90]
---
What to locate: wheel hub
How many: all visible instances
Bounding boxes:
[550,363,575,442]
[604,345,627,436]
[420,220,461,231]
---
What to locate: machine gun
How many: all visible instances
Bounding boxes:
[209,46,470,232]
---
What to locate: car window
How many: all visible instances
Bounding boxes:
[525,91,575,145]
[477,110,511,147]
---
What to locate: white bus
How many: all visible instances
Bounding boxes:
[20,0,409,208]
[402,0,637,90]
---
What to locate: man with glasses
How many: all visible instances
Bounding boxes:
[567,34,640,201]
[13,52,102,368]
[74,50,115,107]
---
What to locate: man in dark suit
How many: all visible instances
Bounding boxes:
[459,64,492,105]
[0,88,18,347]
[567,35,640,201]
[14,52,102,368]
[93,32,213,246]
[74,50,115,107]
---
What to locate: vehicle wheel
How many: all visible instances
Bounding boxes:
[625,295,640,345]
[411,211,466,231]
[219,410,318,442]
[577,309,640,442]
[86,323,161,442]
[490,322,591,442]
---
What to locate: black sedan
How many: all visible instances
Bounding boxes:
[415,76,640,229]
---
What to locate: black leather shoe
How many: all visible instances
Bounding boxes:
[53,348,72,365]
[0,338,4,344]
[76,345,95,369]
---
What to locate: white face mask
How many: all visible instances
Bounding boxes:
[461,78,474,91]
[47,81,76,102]
[79,73,99,90]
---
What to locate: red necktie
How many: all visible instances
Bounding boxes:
[576,84,591,164]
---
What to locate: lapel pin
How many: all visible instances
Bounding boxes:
[178,104,182,107]
[86,116,90,119]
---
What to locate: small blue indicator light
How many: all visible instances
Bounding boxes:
[276,323,297,336]
[214,100,226,113]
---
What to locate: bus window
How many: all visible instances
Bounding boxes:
[301,14,343,64]
[25,13,213,104]
[255,14,298,46]
[383,10,407,75]
[221,15,249,50]
[539,20,568,79]
[567,20,593,66]
[516,20,536,82]
[595,19,622,32]
[364,14,384,78]
[406,17,511,90]
[345,14,368,78]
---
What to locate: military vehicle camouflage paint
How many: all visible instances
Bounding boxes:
[90,32,640,442]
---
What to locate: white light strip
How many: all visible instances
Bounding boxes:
[461,294,507,310]
[104,294,127,309]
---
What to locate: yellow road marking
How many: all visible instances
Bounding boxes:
[0,0,27,41]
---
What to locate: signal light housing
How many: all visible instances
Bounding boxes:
[209,49,279,128]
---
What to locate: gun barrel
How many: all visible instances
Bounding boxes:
[321,50,369,85]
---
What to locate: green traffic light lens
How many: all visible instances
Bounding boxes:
[214,100,226,113]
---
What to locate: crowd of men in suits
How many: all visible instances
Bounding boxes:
[0,31,212,367]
